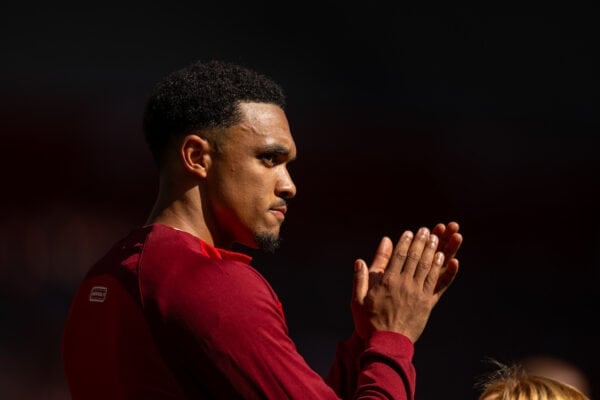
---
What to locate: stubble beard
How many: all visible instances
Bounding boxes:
[254,232,281,253]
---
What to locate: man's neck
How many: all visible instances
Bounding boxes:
[146,187,215,247]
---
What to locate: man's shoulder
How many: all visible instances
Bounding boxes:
[137,226,279,320]
[138,224,262,288]
[82,224,200,280]
[140,224,237,271]
[141,224,202,260]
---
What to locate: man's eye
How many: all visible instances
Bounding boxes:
[260,154,277,166]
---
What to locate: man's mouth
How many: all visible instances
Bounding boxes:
[269,204,287,220]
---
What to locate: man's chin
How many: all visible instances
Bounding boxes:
[254,233,281,253]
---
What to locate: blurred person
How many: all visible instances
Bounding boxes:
[61,60,463,399]
[477,360,590,400]
[521,355,592,398]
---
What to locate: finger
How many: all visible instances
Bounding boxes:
[352,259,368,305]
[369,236,393,275]
[414,234,438,283]
[434,258,460,294]
[444,232,463,258]
[431,223,446,239]
[435,221,459,254]
[397,227,429,277]
[383,230,413,275]
[424,251,445,294]
[441,232,463,270]
[446,221,460,235]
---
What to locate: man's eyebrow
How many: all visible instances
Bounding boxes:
[259,144,289,154]
[258,144,296,160]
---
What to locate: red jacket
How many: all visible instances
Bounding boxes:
[62,223,416,399]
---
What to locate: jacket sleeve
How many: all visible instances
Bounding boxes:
[326,330,416,400]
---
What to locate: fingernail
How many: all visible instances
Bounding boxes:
[429,235,438,247]
[435,252,444,263]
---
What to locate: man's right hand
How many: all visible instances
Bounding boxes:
[351,225,461,343]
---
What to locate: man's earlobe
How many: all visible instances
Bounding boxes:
[181,134,211,178]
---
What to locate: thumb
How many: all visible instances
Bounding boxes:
[353,259,368,305]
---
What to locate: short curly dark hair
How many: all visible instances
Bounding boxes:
[142,60,286,165]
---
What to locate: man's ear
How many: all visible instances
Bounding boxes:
[180,134,212,178]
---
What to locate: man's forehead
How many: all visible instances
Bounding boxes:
[233,104,295,149]
[238,102,288,125]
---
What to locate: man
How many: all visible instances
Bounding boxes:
[62,60,463,399]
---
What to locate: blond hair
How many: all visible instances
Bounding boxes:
[478,360,590,400]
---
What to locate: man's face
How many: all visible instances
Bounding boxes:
[207,102,297,251]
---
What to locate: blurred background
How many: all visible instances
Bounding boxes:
[1,3,598,399]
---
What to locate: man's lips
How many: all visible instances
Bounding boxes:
[269,205,287,220]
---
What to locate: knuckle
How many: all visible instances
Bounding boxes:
[407,252,420,262]
[381,274,398,288]
[425,274,437,287]
[417,260,432,270]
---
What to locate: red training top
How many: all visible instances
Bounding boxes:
[62,224,417,399]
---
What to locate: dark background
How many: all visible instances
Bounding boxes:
[1,4,598,399]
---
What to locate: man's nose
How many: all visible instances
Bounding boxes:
[276,168,296,199]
